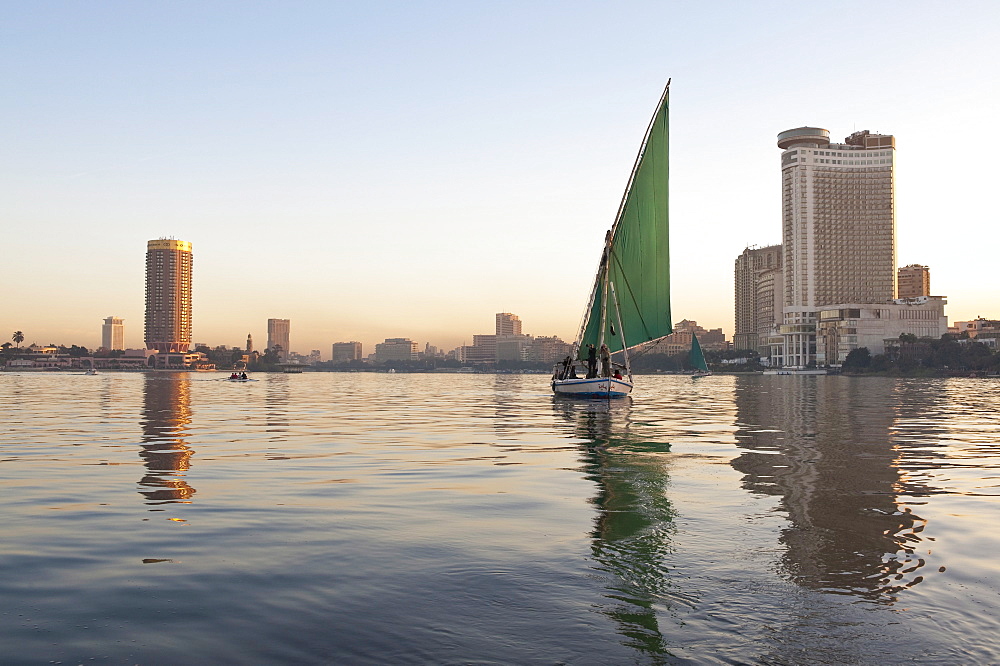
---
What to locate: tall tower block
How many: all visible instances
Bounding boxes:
[267,318,290,360]
[102,316,125,351]
[496,312,522,336]
[144,239,193,353]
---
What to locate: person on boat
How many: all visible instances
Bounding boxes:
[600,344,611,377]
[568,364,578,379]
[559,356,573,380]
[241,372,248,380]
[230,372,237,379]
[613,369,622,380]
[586,344,597,378]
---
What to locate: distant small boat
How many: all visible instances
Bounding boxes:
[84,368,98,376]
[690,333,711,379]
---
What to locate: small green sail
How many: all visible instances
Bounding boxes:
[577,84,672,358]
[689,333,709,373]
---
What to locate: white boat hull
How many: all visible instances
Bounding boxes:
[762,369,828,375]
[552,377,633,398]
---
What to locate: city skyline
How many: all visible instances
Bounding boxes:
[4,3,998,355]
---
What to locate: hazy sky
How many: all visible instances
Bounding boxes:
[4,1,999,357]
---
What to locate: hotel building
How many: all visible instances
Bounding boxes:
[267,318,290,360]
[776,128,897,367]
[102,316,124,351]
[144,239,193,353]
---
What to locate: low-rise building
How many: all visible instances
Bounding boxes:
[949,318,1000,339]
[645,319,728,354]
[528,336,573,364]
[332,342,363,363]
[815,296,948,365]
[496,335,531,362]
[375,338,418,362]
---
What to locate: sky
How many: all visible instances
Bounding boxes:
[3,1,999,358]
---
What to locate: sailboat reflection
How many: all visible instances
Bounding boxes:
[139,374,196,504]
[553,398,676,658]
[731,376,931,602]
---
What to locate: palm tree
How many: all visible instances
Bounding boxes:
[12,331,24,352]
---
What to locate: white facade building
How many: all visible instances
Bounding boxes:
[815,297,948,365]
[102,316,124,351]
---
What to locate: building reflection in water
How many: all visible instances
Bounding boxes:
[265,374,290,442]
[140,374,195,504]
[731,375,932,602]
[553,397,676,659]
[491,375,531,441]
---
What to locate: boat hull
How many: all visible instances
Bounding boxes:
[552,377,633,398]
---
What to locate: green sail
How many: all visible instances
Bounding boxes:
[577,85,671,358]
[689,333,708,372]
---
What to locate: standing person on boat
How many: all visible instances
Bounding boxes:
[585,344,598,378]
[559,356,573,380]
[600,344,611,377]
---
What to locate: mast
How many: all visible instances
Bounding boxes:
[609,281,632,380]
[597,233,611,350]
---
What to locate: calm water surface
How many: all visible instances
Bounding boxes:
[2,373,999,664]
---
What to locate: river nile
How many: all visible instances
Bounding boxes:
[2,372,999,664]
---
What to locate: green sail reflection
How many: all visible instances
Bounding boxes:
[554,399,677,658]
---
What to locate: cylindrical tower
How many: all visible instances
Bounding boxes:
[144,239,193,353]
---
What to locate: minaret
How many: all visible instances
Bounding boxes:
[246,333,254,352]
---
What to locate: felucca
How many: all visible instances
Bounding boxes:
[552,82,672,398]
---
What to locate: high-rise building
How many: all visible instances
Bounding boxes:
[495,312,522,337]
[267,319,290,360]
[144,239,193,353]
[246,333,254,352]
[897,264,930,299]
[102,316,124,351]
[734,245,782,352]
[332,341,362,363]
[777,128,896,367]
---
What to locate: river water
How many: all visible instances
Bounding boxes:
[1,372,999,664]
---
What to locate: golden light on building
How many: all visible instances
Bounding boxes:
[144,239,193,353]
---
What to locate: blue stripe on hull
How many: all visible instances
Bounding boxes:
[552,378,633,399]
